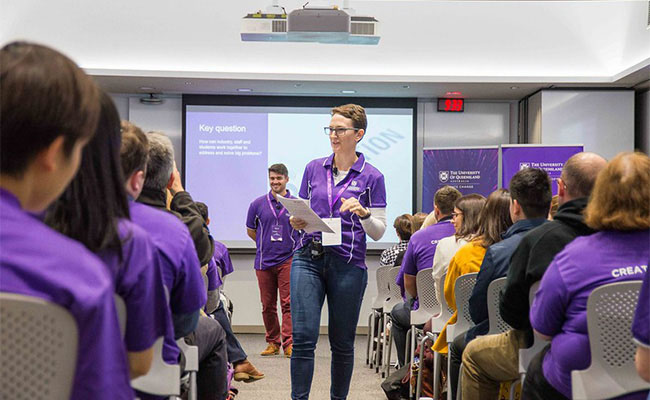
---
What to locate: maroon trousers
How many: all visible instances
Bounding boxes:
[255,258,293,349]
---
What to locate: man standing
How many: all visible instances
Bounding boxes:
[246,164,296,357]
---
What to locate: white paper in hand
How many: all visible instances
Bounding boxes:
[322,218,342,246]
[276,196,334,234]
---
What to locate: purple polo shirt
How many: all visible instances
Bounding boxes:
[297,152,387,268]
[246,190,297,270]
[206,257,222,291]
[129,201,207,364]
[214,240,234,277]
[632,269,649,348]
[98,219,171,352]
[397,218,455,290]
[530,230,650,399]
[0,189,132,400]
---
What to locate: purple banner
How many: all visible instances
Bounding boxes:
[422,147,499,213]
[185,111,268,241]
[501,145,583,195]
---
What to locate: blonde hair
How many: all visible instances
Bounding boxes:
[584,152,650,231]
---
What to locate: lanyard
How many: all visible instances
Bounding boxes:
[266,192,286,221]
[326,168,356,217]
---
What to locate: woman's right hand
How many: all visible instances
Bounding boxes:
[290,216,307,230]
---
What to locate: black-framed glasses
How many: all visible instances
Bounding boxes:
[324,127,360,136]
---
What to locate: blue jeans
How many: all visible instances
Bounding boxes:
[290,247,368,400]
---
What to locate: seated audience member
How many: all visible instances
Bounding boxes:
[421,210,438,230]
[194,202,235,280]
[0,42,132,399]
[120,122,230,400]
[137,131,214,265]
[633,270,649,383]
[525,152,650,400]
[379,214,414,267]
[46,92,171,379]
[195,202,222,314]
[460,152,607,399]
[391,186,461,366]
[432,189,513,390]
[431,194,486,284]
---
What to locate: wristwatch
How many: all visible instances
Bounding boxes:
[360,209,372,220]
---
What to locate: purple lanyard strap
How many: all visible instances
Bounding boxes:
[266,193,286,223]
[326,168,355,217]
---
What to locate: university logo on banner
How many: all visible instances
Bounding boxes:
[519,162,531,170]
[439,171,449,182]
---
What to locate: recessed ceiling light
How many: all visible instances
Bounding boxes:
[445,91,462,96]
[237,88,253,92]
[402,85,410,89]
[184,81,193,85]
[139,86,155,91]
[510,86,519,90]
[341,90,356,94]
[294,83,303,87]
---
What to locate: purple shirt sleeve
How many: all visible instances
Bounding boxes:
[246,200,258,230]
[207,258,222,291]
[171,239,207,314]
[369,174,387,208]
[299,163,311,200]
[632,271,650,347]
[396,241,417,290]
[530,256,571,337]
[118,228,170,352]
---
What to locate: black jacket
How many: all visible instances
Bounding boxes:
[138,187,215,266]
[499,197,594,345]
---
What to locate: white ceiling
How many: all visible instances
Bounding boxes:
[2,0,649,98]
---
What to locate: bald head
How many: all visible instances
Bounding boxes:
[560,152,607,201]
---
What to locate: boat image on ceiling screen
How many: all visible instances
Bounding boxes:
[241,2,380,45]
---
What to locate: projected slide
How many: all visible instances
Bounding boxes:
[184,105,413,247]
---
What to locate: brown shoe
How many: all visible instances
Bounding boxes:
[284,345,292,358]
[260,343,280,356]
[233,360,265,383]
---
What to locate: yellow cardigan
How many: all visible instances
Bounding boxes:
[431,240,487,353]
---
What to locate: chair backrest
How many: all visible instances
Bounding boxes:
[131,337,181,396]
[372,265,391,309]
[0,292,79,400]
[519,281,545,374]
[487,277,513,335]
[394,249,407,267]
[412,268,441,324]
[383,266,403,312]
[114,294,127,338]
[572,280,646,399]
[448,272,478,340]
[431,272,455,332]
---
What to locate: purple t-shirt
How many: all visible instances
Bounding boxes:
[98,219,171,352]
[206,257,222,291]
[632,269,649,348]
[530,230,650,399]
[397,219,455,290]
[129,201,207,363]
[246,191,297,270]
[214,240,234,277]
[297,152,387,268]
[0,189,132,400]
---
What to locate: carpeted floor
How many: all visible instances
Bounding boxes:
[232,333,388,400]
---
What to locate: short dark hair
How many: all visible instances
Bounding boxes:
[195,201,209,221]
[1,42,101,176]
[46,92,129,260]
[434,186,462,215]
[509,168,552,219]
[120,121,149,180]
[331,104,367,131]
[268,163,288,177]
[393,214,414,240]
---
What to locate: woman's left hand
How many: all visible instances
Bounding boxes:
[340,197,369,218]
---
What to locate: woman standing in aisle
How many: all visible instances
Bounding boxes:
[289,104,387,400]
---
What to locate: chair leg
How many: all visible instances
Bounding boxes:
[384,319,393,378]
[375,313,383,373]
[433,347,441,400]
[189,371,197,400]
[456,364,463,400]
[366,313,372,365]
[508,378,520,400]
[409,327,417,400]
[447,352,453,400]
[415,336,426,400]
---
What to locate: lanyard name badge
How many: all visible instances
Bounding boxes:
[267,193,286,242]
[323,168,354,246]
